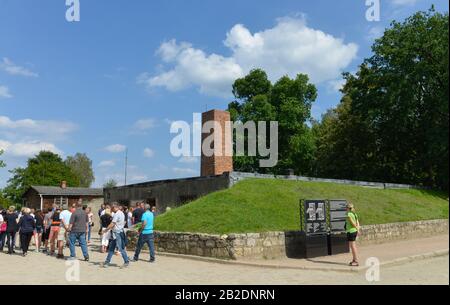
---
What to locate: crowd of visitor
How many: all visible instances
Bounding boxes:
[0,200,155,268]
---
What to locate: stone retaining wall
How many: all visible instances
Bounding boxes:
[126,219,448,260]
[357,219,449,245]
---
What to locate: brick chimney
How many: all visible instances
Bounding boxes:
[61,181,67,189]
[201,109,233,176]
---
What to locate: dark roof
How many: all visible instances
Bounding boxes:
[27,186,103,197]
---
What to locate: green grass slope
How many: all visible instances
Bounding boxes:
[155,178,449,234]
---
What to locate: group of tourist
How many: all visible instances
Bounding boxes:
[0,200,156,268]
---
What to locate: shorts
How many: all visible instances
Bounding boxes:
[49,226,60,241]
[347,232,358,242]
[42,227,51,241]
[57,227,67,242]
[34,226,43,234]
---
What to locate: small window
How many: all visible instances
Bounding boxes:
[54,197,69,209]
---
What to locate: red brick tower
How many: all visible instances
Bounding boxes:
[201,109,233,176]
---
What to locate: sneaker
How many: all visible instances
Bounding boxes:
[101,262,110,268]
[84,256,89,262]
[120,262,130,269]
[149,258,155,263]
[57,254,65,260]
[66,256,76,261]
[130,257,139,262]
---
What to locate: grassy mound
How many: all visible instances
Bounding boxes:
[155,178,449,234]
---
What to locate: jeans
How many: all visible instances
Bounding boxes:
[20,232,33,253]
[69,232,89,259]
[87,224,92,242]
[6,232,16,253]
[105,231,129,264]
[133,233,155,261]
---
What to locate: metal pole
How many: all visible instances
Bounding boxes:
[124,148,128,186]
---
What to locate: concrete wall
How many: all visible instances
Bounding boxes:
[126,219,448,260]
[104,174,231,213]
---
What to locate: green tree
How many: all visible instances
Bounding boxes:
[103,178,118,188]
[2,151,81,204]
[228,69,317,175]
[65,153,95,187]
[314,8,449,189]
[0,149,5,168]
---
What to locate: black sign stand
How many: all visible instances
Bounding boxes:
[298,199,349,258]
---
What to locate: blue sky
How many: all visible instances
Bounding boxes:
[0,0,448,187]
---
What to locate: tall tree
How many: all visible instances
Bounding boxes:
[314,8,449,189]
[2,151,81,204]
[65,153,95,187]
[228,69,317,175]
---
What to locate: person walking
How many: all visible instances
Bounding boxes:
[48,208,61,256]
[100,208,113,253]
[42,208,53,254]
[102,203,129,268]
[127,207,133,229]
[4,206,18,255]
[67,201,90,261]
[17,208,35,257]
[346,203,361,267]
[86,207,94,245]
[57,206,72,259]
[33,210,44,252]
[131,204,155,263]
[132,202,144,225]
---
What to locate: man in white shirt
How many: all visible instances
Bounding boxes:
[102,203,129,268]
[57,207,72,259]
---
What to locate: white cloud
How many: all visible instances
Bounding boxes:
[178,156,198,164]
[0,85,12,99]
[133,118,156,131]
[0,116,77,141]
[327,79,346,93]
[104,144,126,153]
[98,160,116,167]
[140,16,358,97]
[130,118,157,135]
[367,26,385,41]
[390,0,417,6]
[0,140,62,157]
[143,148,155,158]
[0,58,38,77]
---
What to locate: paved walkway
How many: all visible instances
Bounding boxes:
[0,235,448,285]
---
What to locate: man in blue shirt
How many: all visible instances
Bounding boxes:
[131,204,155,263]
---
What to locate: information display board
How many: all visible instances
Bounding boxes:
[329,199,348,233]
[303,199,328,235]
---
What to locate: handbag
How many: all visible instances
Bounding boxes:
[0,223,7,233]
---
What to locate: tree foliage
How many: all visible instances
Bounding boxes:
[103,178,118,189]
[314,8,449,190]
[65,153,95,187]
[2,151,82,204]
[228,69,317,175]
[0,150,5,169]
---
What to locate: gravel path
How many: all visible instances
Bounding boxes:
[0,237,448,285]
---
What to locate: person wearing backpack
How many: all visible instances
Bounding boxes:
[346,203,360,267]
